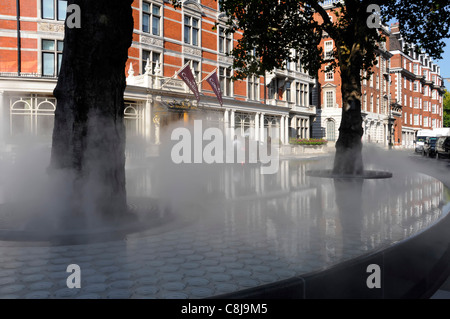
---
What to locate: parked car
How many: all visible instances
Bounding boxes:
[435,136,450,159]
[422,136,437,157]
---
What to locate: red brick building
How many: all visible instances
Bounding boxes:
[314,3,445,149]
[0,0,317,153]
[389,22,445,148]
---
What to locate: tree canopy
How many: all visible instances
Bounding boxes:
[444,89,450,127]
[215,0,450,80]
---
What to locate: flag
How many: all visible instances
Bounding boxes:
[178,63,200,101]
[205,71,223,107]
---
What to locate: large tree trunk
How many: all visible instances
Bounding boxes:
[332,64,364,175]
[50,0,134,223]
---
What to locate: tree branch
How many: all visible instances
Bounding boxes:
[307,0,338,39]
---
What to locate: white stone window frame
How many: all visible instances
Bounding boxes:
[40,0,67,21]
[141,0,163,37]
[183,2,203,48]
[219,65,233,97]
[41,38,64,77]
[324,40,334,60]
[142,49,163,75]
[323,89,335,108]
[324,64,334,81]
[185,58,202,82]
[247,75,260,102]
[218,25,233,55]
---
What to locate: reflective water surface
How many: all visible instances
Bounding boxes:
[0,158,449,298]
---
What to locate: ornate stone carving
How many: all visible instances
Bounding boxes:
[141,35,163,47]
[38,22,65,33]
[183,46,201,57]
[218,55,233,64]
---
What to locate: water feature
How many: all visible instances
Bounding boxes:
[0,136,449,298]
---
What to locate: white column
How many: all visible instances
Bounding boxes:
[145,97,152,142]
[285,116,289,144]
[305,119,310,139]
[280,116,285,144]
[254,112,260,141]
[230,109,235,139]
[224,108,229,128]
[260,113,265,143]
[0,91,4,146]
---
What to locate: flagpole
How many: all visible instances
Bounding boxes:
[160,61,191,90]
[198,68,218,85]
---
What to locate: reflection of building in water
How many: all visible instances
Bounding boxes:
[126,159,447,264]
[316,174,445,261]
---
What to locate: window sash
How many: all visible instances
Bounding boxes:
[43,52,55,76]
[326,91,333,108]
[143,3,160,35]
[57,0,67,20]
[42,0,54,19]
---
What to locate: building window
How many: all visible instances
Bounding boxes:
[219,67,232,97]
[285,81,291,102]
[247,75,259,101]
[363,93,367,110]
[142,50,161,74]
[413,81,418,92]
[325,91,334,108]
[404,112,407,124]
[404,94,407,107]
[370,95,373,113]
[42,0,67,20]
[185,59,201,82]
[325,65,333,81]
[42,39,63,76]
[297,83,308,106]
[414,114,419,126]
[376,75,379,90]
[369,74,373,87]
[414,97,419,109]
[219,27,232,54]
[142,2,161,36]
[327,120,336,141]
[376,97,380,113]
[184,15,199,46]
[324,40,333,60]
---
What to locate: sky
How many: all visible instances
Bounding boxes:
[437,38,450,87]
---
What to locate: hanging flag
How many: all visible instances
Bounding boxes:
[205,70,223,107]
[178,63,200,101]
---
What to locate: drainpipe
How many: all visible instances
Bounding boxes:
[16,0,21,76]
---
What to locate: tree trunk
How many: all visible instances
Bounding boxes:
[50,0,134,223]
[332,64,364,175]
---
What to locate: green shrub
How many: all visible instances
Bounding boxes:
[289,138,328,145]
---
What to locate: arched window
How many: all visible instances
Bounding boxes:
[327,120,335,141]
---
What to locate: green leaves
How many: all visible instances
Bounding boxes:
[216,0,450,80]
